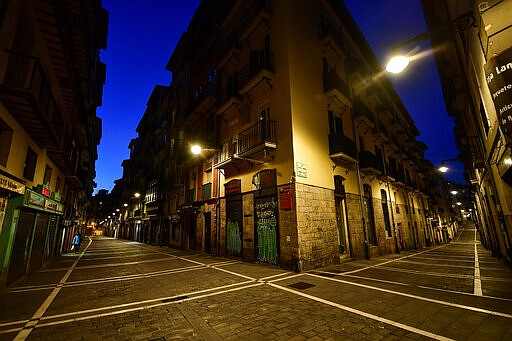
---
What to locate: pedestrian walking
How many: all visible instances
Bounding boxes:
[72,232,82,254]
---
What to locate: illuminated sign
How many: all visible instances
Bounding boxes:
[484,46,512,146]
[0,174,25,194]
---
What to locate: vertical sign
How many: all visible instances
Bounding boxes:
[484,46,512,146]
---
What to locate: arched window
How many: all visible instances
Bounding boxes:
[381,189,392,237]
[363,184,376,245]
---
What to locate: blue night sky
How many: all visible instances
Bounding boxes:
[95,0,464,193]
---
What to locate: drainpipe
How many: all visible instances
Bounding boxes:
[381,145,399,254]
[356,163,370,259]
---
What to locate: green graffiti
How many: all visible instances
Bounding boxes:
[227,220,242,255]
[257,217,278,264]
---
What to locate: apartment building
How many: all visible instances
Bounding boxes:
[113,0,452,271]
[0,0,107,286]
[422,0,512,266]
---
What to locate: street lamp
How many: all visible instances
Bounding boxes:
[385,12,475,74]
[438,158,459,173]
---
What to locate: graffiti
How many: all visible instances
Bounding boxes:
[227,219,242,255]
[255,196,278,264]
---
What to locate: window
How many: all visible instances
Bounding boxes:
[394,192,400,214]
[363,184,376,245]
[381,190,392,238]
[43,165,52,186]
[145,180,158,203]
[480,101,490,134]
[0,118,13,167]
[23,147,37,181]
[201,183,212,200]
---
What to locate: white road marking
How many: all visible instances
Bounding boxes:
[13,237,92,340]
[268,282,455,341]
[474,230,483,296]
[306,273,512,319]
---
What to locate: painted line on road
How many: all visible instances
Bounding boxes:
[267,282,455,341]
[307,273,512,319]
[35,282,264,329]
[40,280,257,322]
[341,246,445,275]
[474,230,483,296]
[12,237,92,341]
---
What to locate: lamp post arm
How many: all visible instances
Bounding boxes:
[391,31,432,51]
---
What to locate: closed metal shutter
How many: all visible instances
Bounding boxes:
[7,211,35,285]
[28,213,49,274]
[43,215,58,263]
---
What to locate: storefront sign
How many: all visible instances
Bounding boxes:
[44,200,64,214]
[25,189,46,209]
[484,46,512,146]
[225,179,241,196]
[24,189,64,215]
[0,174,25,194]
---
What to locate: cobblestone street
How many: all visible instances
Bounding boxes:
[1,221,511,340]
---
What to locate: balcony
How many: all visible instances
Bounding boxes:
[216,76,242,118]
[359,151,383,175]
[214,120,277,169]
[323,70,350,107]
[329,133,357,167]
[319,20,346,60]
[0,51,65,152]
[239,50,274,94]
[218,36,242,69]
[388,165,406,185]
[238,119,277,156]
[214,139,238,169]
[353,97,375,130]
[239,0,272,42]
[192,78,218,114]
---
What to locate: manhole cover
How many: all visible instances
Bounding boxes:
[288,282,315,290]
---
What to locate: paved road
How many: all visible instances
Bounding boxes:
[1,221,511,340]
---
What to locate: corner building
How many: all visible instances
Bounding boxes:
[127,0,446,271]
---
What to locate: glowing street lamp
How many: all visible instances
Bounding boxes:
[439,165,449,173]
[386,55,410,74]
[450,190,458,195]
[191,144,202,155]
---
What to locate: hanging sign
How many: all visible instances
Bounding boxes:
[484,46,512,146]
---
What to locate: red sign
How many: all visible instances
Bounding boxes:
[42,186,51,197]
[225,179,241,196]
[279,187,292,210]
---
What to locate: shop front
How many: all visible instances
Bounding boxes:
[0,187,63,286]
